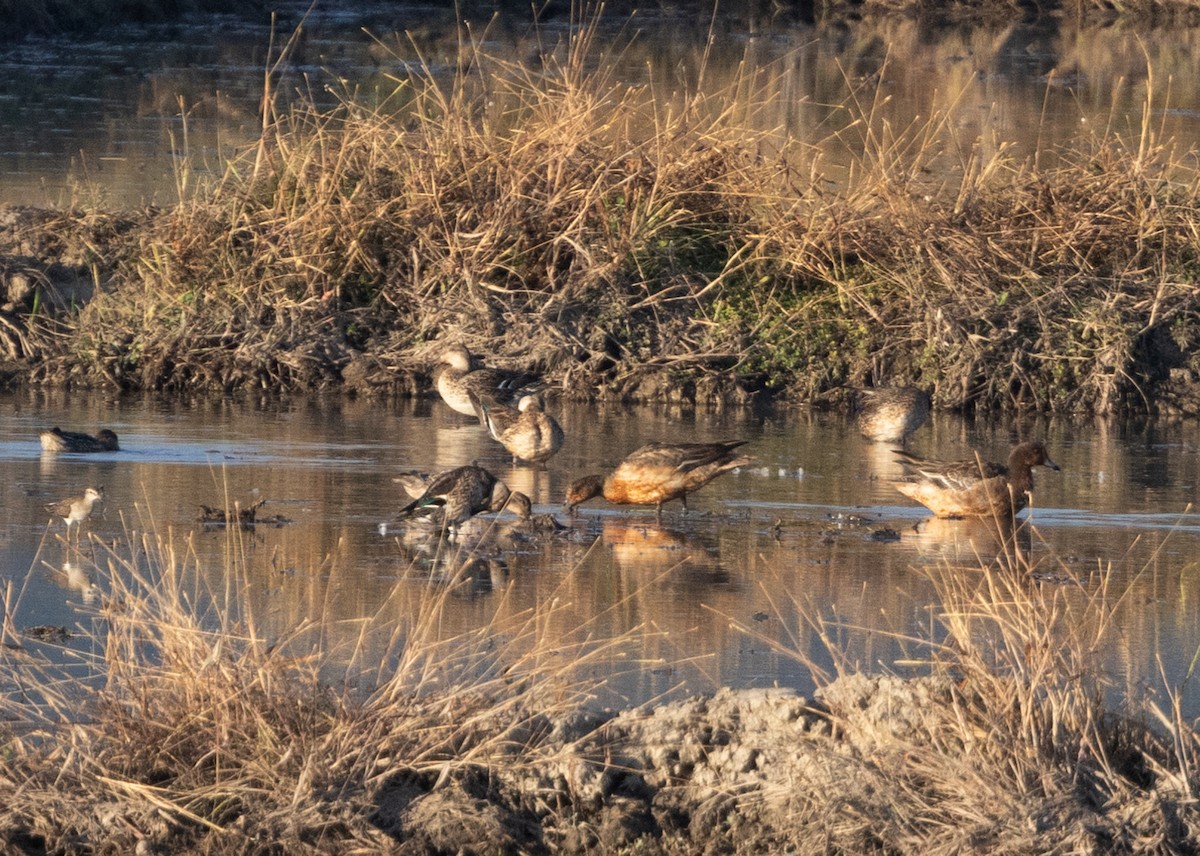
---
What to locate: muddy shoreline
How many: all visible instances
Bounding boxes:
[6,674,1191,854]
[3,204,1200,415]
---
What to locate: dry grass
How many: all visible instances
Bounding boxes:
[0,518,640,853]
[734,518,1200,853]
[6,13,1200,413]
[5,508,1200,852]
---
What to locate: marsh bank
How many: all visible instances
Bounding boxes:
[5,4,1200,853]
[3,2,1200,413]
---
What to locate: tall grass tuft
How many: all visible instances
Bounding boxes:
[0,520,639,852]
[738,523,1200,852]
[13,13,1200,412]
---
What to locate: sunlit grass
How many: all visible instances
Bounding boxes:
[0,514,651,852]
[726,517,1200,852]
[13,9,1198,416]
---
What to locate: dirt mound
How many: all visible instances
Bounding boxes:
[347,677,1188,854]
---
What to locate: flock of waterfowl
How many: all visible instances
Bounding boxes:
[35,348,1064,542]
[391,349,1060,532]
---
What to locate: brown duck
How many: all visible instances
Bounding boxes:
[853,387,931,444]
[892,441,1060,519]
[566,441,753,519]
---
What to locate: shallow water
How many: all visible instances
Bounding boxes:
[3,389,1200,715]
[2,4,1200,206]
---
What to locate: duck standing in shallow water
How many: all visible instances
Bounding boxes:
[470,392,564,464]
[853,387,931,444]
[40,427,120,453]
[892,441,1060,519]
[434,345,541,417]
[395,464,530,532]
[566,440,753,519]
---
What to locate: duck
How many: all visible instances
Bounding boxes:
[566,440,753,518]
[891,441,1060,519]
[434,345,541,417]
[395,464,530,532]
[45,486,105,535]
[470,391,564,464]
[853,387,931,443]
[39,427,120,453]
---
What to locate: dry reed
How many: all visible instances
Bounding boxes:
[6,14,1200,414]
[727,519,1200,853]
[0,517,643,853]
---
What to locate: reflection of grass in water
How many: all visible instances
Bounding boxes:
[727,518,1200,851]
[0,519,656,851]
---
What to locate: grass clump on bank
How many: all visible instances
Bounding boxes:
[724,525,1200,853]
[6,18,1200,413]
[0,527,638,853]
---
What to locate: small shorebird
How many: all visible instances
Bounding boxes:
[395,464,530,532]
[434,345,541,417]
[39,427,120,453]
[566,440,753,519]
[892,441,1060,519]
[470,392,564,464]
[45,486,105,536]
[852,387,931,444]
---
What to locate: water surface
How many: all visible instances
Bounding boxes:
[2,4,1200,205]
[3,390,1200,715]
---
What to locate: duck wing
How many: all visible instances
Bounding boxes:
[630,441,749,473]
[894,450,1007,491]
[468,391,520,439]
[397,465,496,517]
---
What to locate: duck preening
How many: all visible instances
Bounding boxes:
[470,392,564,464]
[394,464,530,532]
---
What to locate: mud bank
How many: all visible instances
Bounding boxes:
[380,678,1191,855]
[2,202,1199,416]
[4,675,1191,854]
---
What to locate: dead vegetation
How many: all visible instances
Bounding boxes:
[2,18,1200,412]
[2,514,1199,853]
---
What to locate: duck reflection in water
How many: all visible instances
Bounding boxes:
[903,515,1034,572]
[389,524,513,597]
[599,520,730,588]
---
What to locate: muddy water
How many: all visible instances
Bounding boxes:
[2,4,1200,206]
[3,389,1200,714]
